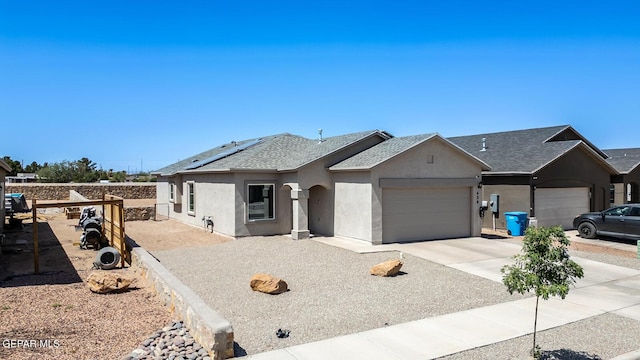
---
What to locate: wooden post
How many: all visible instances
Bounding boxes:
[32,198,39,275]
[119,200,125,268]
[110,199,115,248]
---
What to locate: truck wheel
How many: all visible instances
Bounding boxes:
[578,222,596,239]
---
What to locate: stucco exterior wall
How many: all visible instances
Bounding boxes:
[333,173,372,242]
[480,184,530,229]
[164,173,238,236]
[199,181,237,236]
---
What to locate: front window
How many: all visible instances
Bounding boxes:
[247,184,275,221]
[187,182,195,215]
[169,183,175,202]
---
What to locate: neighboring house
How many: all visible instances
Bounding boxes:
[605,148,640,205]
[6,172,37,183]
[0,158,12,233]
[449,125,618,230]
[153,130,490,244]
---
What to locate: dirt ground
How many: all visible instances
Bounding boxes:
[0,211,177,360]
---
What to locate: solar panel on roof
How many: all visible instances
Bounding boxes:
[184,139,263,170]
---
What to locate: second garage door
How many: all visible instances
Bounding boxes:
[382,187,471,243]
[535,187,590,230]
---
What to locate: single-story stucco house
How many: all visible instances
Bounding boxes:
[449,125,618,230]
[605,148,640,205]
[153,130,490,244]
[0,158,12,233]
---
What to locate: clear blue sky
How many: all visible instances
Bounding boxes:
[1,1,639,173]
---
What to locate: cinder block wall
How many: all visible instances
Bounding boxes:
[6,183,156,200]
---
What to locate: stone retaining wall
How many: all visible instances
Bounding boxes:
[6,183,156,201]
[125,206,156,221]
[68,190,155,221]
[130,245,234,360]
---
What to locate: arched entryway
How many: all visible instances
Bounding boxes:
[309,185,333,236]
[628,182,639,203]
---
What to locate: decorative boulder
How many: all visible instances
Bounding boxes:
[87,271,133,294]
[250,273,288,295]
[370,259,403,277]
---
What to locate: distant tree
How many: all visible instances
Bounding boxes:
[36,158,100,183]
[2,156,23,176]
[74,157,99,182]
[24,161,43,173]
[37,161,74,183]
[112,171,126,182]
[501,226,584,358]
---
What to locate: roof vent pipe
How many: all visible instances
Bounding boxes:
[480,137,487,152]
[318,128,323,144]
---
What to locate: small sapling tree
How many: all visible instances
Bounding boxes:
[501,226,584,358]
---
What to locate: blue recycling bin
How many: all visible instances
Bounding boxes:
[505,211,528,236]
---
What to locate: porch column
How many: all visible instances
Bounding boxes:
[291,189,310,240]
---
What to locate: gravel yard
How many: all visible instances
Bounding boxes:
[153,236,530,355]
[2,213,639,359]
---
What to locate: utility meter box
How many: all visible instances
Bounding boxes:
[490,194,500,214]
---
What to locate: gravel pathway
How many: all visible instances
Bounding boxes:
[153,236,529,355]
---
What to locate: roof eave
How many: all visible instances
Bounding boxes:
[482,171,532,176]
[0,159,11,172]
[329,166,372,172]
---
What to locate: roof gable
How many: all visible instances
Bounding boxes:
[448,125,609,174]
[330,133,491,171]
[604,148,640,174]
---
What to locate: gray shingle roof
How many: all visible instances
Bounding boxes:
[448,125,609,174]
[604,148,640,173]
[153,130,389,175]
[330,134,436,170]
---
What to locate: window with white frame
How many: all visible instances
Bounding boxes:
[187,182,195,215]
[169,182,175,202]
[247,184,275,221]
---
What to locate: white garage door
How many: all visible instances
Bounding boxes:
[535,187,590,230]
[382,187,471,243]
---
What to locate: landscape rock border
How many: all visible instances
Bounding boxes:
[129,243,234,359]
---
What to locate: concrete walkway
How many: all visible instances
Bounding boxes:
[247,236,640,359]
